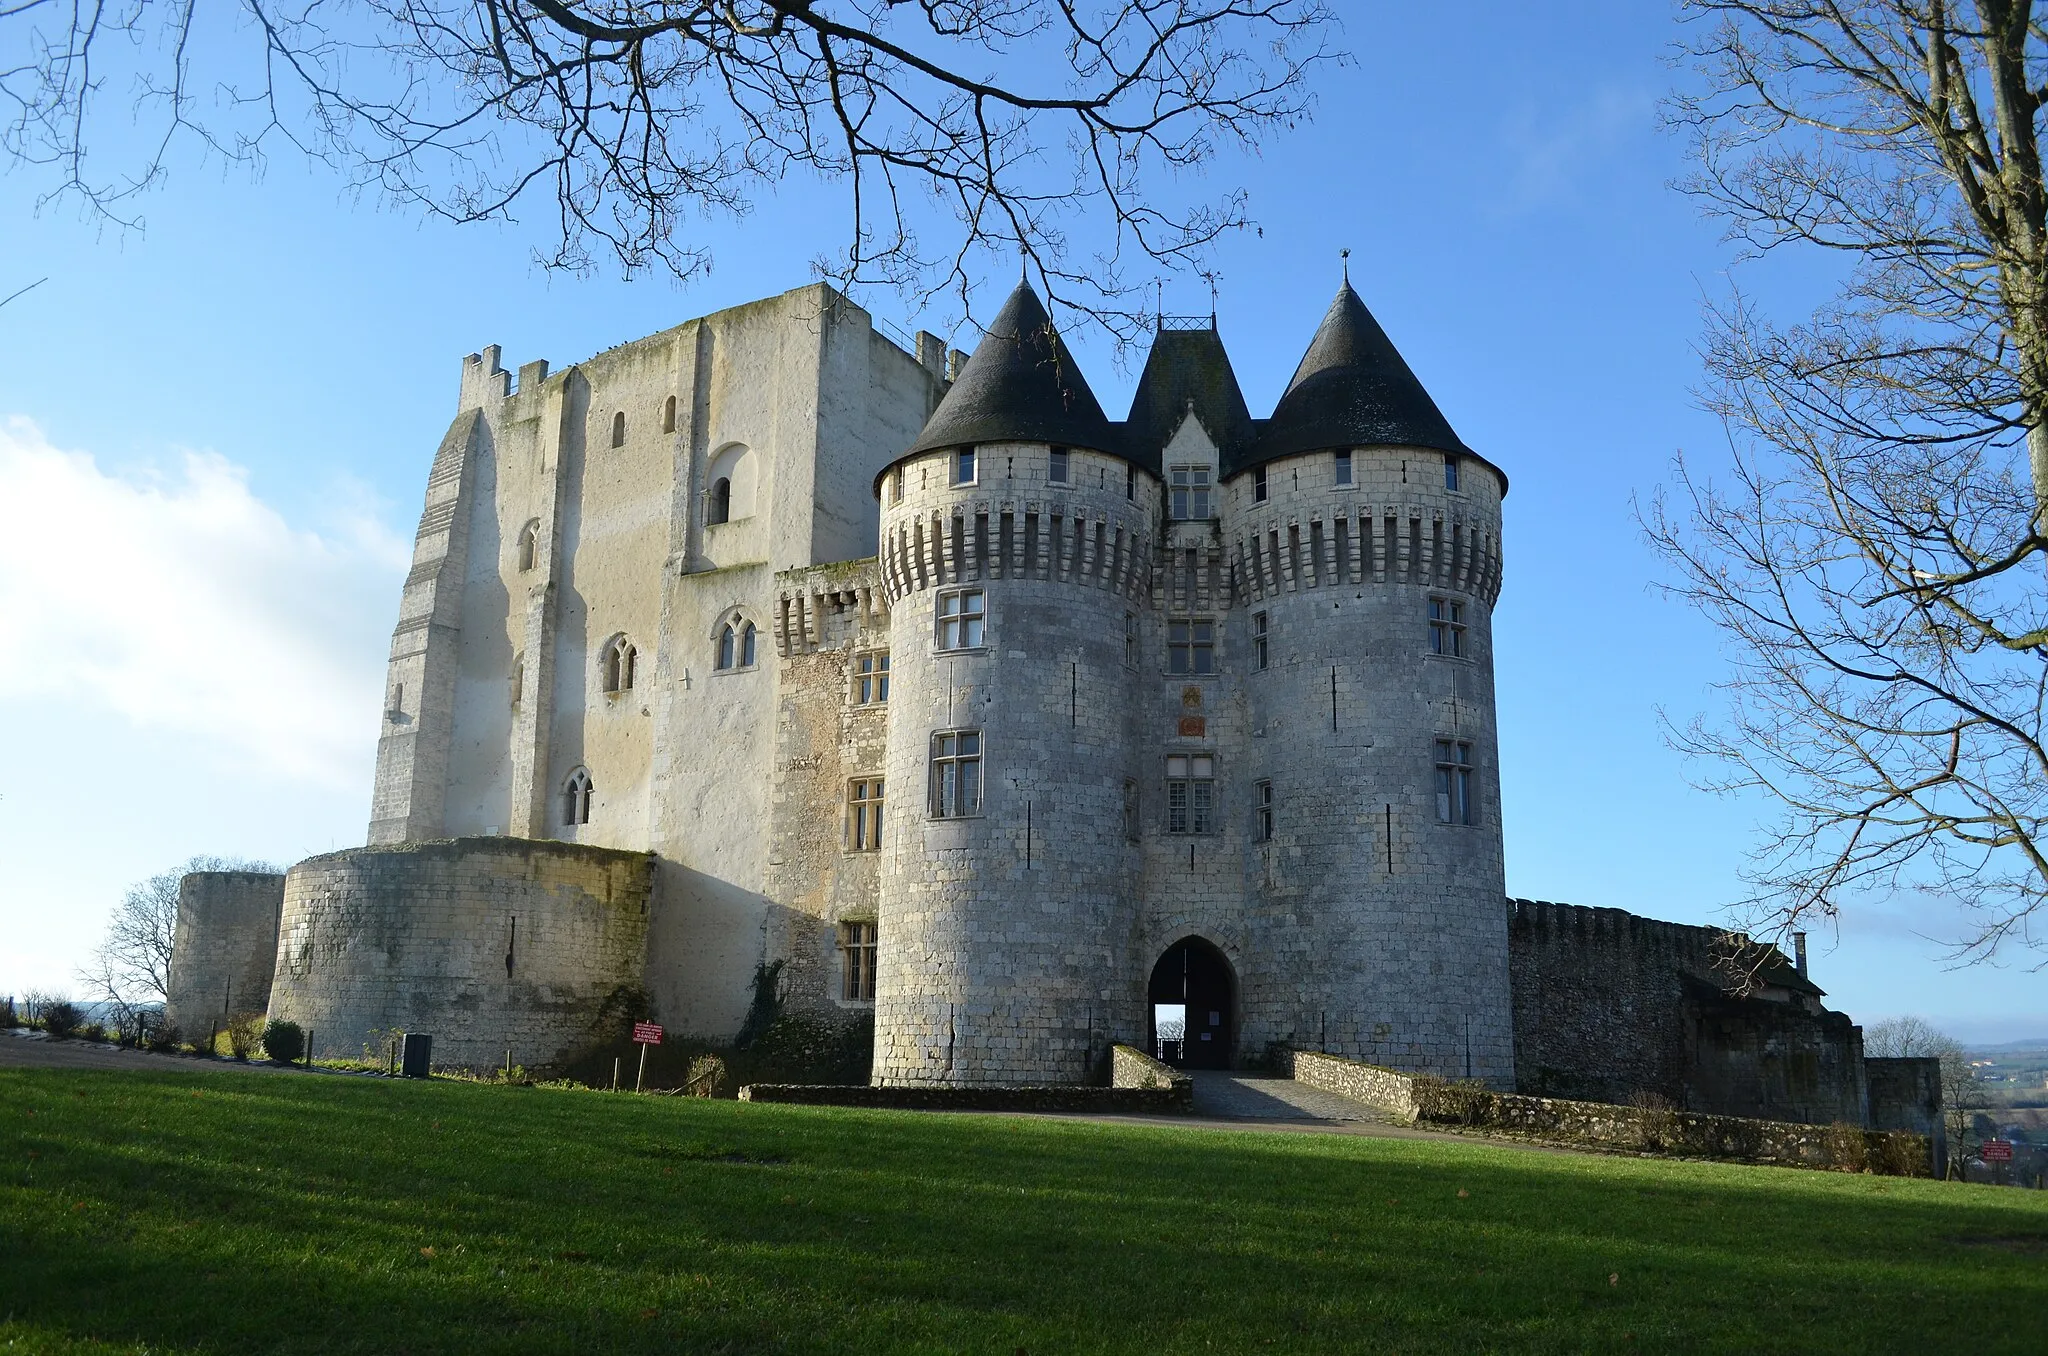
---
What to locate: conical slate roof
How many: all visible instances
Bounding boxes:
[1123,323,1255,476]
[905,282,1124,461]
[1232,283,1473,479]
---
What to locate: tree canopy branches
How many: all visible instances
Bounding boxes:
[1654,0,2048,967]
[0,0,1333,334]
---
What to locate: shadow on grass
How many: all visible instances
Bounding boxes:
[3,1068,2046,1354]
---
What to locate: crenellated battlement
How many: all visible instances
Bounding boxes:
[772,559,889,657]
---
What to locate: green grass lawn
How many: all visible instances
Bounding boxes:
[4,1067,2045,1354]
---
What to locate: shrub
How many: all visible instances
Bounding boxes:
[262,1020,306,1064]
[1413,1075,1494,1127]
[685,1054,729,1097]
[1628,1090,1680,1152]
[1823,1122,1869,1173]
[39,1001,81,1039]
[146,1020,183,1053]
[0,996,17,1028]
[225,1011,264,1061]
[80,1023,110,1044]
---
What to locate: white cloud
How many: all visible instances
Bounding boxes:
[1493,84,1654,215]
[0,416,409,786]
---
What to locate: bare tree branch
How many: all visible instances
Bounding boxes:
[0,0,1336,339]
[1653,1,2048,970]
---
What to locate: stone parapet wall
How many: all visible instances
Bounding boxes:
[1280,1049,1933,1177]
[165,872,286,1036]
[1111,1043,1192,1097]
[267,838,654,1071]
[1275,1048,1421,1119]
[740,1080,1191,1113]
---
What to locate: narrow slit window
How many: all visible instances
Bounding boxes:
[1126,464,1136,500]
[1444,455,1461,492]
[707,477,731,525]
[516,520,540,572]
[1251,611,1269,671]
[611,411,626,448]
[1124,779,1141,842]
[662,395,677,433]
[1254,779,1274,842]
[1124,613,1138,669]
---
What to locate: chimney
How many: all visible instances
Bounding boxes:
[1793,932,1808,978]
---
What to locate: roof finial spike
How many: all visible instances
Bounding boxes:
[1019,243,1028,285]
[1200,269,1219,327]
[1340,247,1351,285]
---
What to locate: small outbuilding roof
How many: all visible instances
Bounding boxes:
[903,281,1124,462]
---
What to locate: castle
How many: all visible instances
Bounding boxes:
[163,278,1917,1126]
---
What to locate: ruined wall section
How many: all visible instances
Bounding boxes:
[268,838,653,1069]
[1219,443,1513,1085]
[1507,898,1868,1123]
[764,558,892,1018]
[165,871,286,1035]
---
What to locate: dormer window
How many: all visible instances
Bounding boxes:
[1169,465,1212,519]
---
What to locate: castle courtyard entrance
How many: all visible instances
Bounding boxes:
[1147,938,1236,1070]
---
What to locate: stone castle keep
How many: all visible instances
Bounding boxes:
[163,278,1922,1127]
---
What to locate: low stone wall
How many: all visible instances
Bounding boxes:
[267,838,655,1071]
[1111,1043,1192,1098]
[1280,1049,1932,1177]
[1275,1048,1421,1119]
[740,1079,1192,1114]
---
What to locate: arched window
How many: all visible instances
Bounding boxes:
[562,768,594,825]
[601,635,637,693]
[715,617,757,671]
[662,395,677,433]
[516,520,540,572]
[707,476,731,525]
[611,411,627,447]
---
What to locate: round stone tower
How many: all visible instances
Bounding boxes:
[1221,281,1514,1085]
[871,282,1158,1085]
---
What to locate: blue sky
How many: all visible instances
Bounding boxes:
[1,2,2040,1040]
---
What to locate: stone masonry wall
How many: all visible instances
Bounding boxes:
[165,871,286,1036]
[267,837,654,1070]
[1507,897,1866,1124]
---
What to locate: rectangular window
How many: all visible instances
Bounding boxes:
[955,446,978,486]
[1165,755,1215,835]
[1126,464,1137,500]
[1167,618,1215,675]
[929,730,984,817]
[1428,597,1466,657]
[1251,611,1269,671]
[846,778,885,851]
[1435,740,1474,826]
[1254,779,1274,842]
[1334,450,1353,486]
[937,589,986,650]
[1124,779,1141,842]
[841,921,877,1001]
[1124,612,1138,669]
[856,650,891,704]
[1169,464,1213,519]
[1444,455,1460,492]
[1049,447,1070,483]
[892,466,904,504]
[1252,466,1268,503]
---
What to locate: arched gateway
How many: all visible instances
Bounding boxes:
[1147,937,1237,1070]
